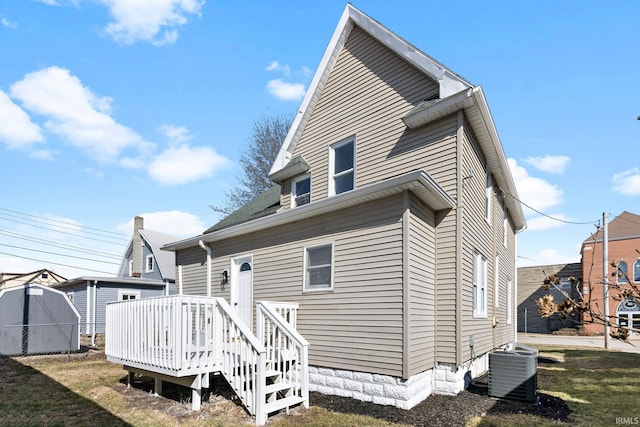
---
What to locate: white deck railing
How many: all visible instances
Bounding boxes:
[106,295,221,376]
[105,296,307,425]
[256,301,309,411]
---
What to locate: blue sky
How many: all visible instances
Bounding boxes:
[1,0,638,279]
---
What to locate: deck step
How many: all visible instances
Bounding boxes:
[264,395,305,414]
[265,369,281,378]
[265,382,292,395]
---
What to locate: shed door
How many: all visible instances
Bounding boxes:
[231,256,253,330]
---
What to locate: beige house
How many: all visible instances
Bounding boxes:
[162,4,526,410]
[0,268,66,290]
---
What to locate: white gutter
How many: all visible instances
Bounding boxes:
[165,169,455,252]
[199,240,212,297]
[92,279,97,347]
[85,280,91,336]
[178,265,183,295]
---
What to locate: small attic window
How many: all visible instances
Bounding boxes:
[41,273,48,279]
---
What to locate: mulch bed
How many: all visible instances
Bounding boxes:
[310,377,571,426]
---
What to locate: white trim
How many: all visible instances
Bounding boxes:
[329,136,355,196]
[303,243,334,293]
[145,254,154,273]
[473,252,488,317]
[503,207,508,248]
[494,255,500,308]
[118,289,141,301]
[506,280,513,324]
[164,169,455,251]
[128,260,133,277]
[230,254,254,329]
[485,172,493,224]
[291,174,311,208]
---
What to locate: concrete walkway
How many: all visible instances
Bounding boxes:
[517,333,640,353]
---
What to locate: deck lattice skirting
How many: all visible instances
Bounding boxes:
[105,296,309,426]
[308,352,490,409]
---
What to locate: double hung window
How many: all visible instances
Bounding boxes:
[304,244,333,291]
[292,175,311,207]
[330,138,354,195]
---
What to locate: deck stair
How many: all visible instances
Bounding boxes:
[105,296,309,425]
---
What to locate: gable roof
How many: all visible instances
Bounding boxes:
[205,185,281,234]
[583,211,640,243]
[140,229,179,281]
[118,228,179,281]
[267,4,525,231]
[0,268,66,288]
[269,4,472,178]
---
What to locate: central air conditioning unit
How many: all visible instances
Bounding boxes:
[488,343,538,403]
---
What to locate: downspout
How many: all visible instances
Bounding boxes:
[86,280,91,336]
[199,240,212,297]
[178,265,183,295]
[92,280,97,347]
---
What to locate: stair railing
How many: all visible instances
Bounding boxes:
[256,301,309,411]
[213,297,267,424]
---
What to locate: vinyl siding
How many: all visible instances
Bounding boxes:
[407,194,437,375]
[178,194,407,377]
[459,118,516,360]
[283,26,452,207]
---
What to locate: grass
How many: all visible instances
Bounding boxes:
[1,346,639,426]
[475,345,640,426]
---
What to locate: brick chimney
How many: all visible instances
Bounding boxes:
[132,216,144,277]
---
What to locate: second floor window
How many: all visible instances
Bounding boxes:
[146,255,154,273]
[473,252,487,317]
[292,175,311,207]
[330,138,354,195]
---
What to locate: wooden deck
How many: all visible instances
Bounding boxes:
[105,296,308,425]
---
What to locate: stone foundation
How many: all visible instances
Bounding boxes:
[308,352,490,409]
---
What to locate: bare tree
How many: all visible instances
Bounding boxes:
[212,114,292,215]
[537,260,640,341]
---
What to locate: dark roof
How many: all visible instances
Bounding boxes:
[583,211,640,243]
[205,185,281,233]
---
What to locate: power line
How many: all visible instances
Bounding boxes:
[0,207,129,238]
[497,186,599,226]
[0,216,127,246]
[0,243,121,266]
[0,229,123,260]
[0,251,115,275]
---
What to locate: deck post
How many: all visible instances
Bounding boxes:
[127,371,135,389]
[191,373,202,411]
[154,377,162,396]
[255,351,266,426]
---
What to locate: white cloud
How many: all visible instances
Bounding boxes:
[266,61,291,76]
[612,168,640,195]
[267,79,305,101]
[525,214,569,231]
[523,155,570,174]
[517,247,580,268]
[508,158,563,215]
[1,16,18,28]
[159,123,191,144]
[30,150,54,161]
[34,0,60,5]
[10,66,153,163]
[117,210,205,237]
[0,90,44,149]
[147,144,229,185]
[99,0,205,46]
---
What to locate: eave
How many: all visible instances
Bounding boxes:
[164,169,455,251]
[403,87,526,231]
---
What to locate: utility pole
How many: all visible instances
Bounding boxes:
[603,212,610,350]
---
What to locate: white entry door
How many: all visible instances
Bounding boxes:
[232,256,253,330]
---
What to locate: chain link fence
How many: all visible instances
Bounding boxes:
[0,323,80,357]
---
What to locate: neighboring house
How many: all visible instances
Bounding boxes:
[54,216,177,335]
[580,211,640,335]
[0,268,66,290]
[517,263,582,334]
[162,4,525,409]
